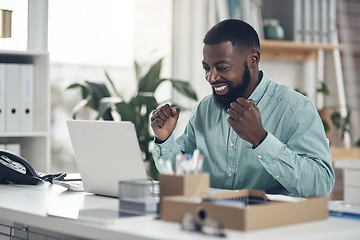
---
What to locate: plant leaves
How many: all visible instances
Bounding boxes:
[98,97,123,120]
[104,70,122,98]
[170,79,198,101]
[134,61,141,83]
[138,58,164,92]
[67,83,89,99]
[322,120,330,133]
[133,94,158,111]
[316,82,330,95]
[331,110,351,139]
[85,81,111,110]
[115,101,136,123]
[331,111,342,128]
[71,97,91,119]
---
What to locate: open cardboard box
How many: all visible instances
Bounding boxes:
[161,189,328,231]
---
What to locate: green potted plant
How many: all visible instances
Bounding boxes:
[67,58,197,179]
[316,81,331,133]
[298,82,353,146]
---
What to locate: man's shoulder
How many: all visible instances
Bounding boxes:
[268,80,310,106]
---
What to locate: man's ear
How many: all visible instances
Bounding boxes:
[248,51,260,68]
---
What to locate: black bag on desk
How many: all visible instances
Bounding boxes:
[0,150,65,185]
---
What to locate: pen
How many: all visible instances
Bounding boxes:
[192,149,200,173]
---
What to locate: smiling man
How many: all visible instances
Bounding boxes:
[151,19,335,198]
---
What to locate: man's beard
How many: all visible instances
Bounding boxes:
[212,63,251,110]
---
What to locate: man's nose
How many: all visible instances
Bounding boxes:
[207,68,219,83]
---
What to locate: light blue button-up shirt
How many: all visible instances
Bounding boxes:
[153,71,335,197]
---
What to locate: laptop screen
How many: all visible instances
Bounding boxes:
[67,120,147,197]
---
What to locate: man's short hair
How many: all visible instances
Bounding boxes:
[203,19,260,53]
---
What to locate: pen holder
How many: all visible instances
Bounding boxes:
[159,173,210,216]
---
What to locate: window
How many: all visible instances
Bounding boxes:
[49,0,173,172]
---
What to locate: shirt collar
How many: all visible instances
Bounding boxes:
[248,70,270,104]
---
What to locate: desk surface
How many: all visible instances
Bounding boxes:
[0,183,359,240]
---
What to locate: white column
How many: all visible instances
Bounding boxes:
[28,0,48,51]
[316,49,325,110]
[303,60,317,105]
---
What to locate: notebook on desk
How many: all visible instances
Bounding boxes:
[66,120,147,197]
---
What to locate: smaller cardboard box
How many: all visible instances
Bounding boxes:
[162,189,328,231]
[158,173,210,215]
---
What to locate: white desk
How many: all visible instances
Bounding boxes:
[0,183,359,240]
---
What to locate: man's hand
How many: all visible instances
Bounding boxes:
[150,104,180,143]
[227,98,267,148]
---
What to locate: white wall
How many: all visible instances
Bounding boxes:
[260,60,317,104]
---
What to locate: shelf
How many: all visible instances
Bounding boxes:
[260,40,345,61]
[331,147,360,162]
[0,132,48,138]
[0,51,50,172]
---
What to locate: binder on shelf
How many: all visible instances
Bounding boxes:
[303,0,312,42]
[328,0,337,44]
[227,0,242,19]
[0,64,5,132]
[320,0,329,43]
[5,64,21,132]
[312,0,321,43]
[216,0,229,22]
[293,0,303,42]
[20,64,34,132]
[251,0,264,39]
[241,0,264,39]
[241,0,252,24]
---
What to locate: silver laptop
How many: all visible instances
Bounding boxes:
[66,120,147,197]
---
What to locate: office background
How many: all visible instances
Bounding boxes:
[0,0,359,179]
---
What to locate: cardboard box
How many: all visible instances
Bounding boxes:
[159,173,210,197]
[162,189,328,231]
[159,173,210,215]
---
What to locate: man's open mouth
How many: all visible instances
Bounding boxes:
[213,84,228,95]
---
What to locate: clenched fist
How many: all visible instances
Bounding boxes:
[150,104,180,143]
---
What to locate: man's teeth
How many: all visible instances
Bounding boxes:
[214,85,227,91]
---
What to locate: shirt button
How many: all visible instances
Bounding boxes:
[275,175,279,179]
[257,154,262,159]
[230,143,234,148]
[162,148,166,152]
[228,173,232,177]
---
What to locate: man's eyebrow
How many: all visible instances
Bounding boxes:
[202,60,229,65]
